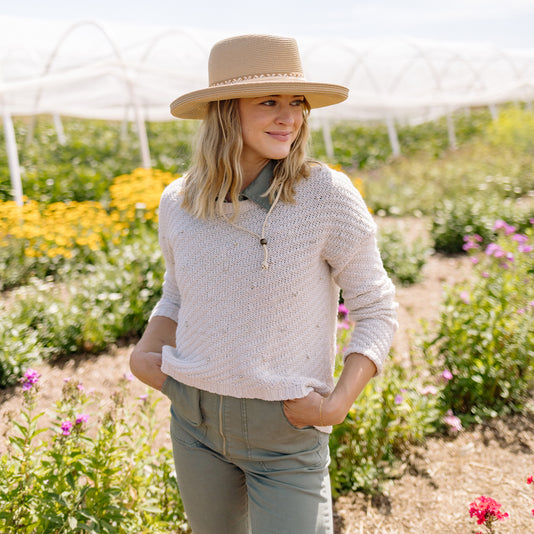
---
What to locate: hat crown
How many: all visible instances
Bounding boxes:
[208,35,304,87]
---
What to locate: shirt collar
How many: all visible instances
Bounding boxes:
[239,160,274,211]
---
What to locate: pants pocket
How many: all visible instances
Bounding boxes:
[162,376,203,426]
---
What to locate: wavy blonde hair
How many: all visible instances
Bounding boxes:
[181,98,312,220]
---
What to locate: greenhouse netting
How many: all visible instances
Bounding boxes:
[2,15,534,203]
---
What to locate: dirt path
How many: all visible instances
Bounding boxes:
[2,230,533,532]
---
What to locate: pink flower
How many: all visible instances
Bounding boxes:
[394,394,403,405]
[442,369,453,381]
[460,291,471,304]
[519,244,533,253]
[338,303,349,318]
[463,234,482,251]
[419,385,438,395]
[469,495,508,526]
[61,421,73,436]
[75,414,89,425]
[485,243,503,257]
[444,409,462,432]
[513,233,529,244]
[21,368,40,391]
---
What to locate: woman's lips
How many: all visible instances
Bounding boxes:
[268,131,292,141]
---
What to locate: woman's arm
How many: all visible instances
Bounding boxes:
[283,352,376,427]
[129,315,177,391]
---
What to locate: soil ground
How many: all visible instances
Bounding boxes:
[1,217,533,533]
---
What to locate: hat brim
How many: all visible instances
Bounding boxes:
[170,80,348,119]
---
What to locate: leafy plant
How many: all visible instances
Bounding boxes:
[424,220,534,424]
[0,371,189,533]
[329,360,441,495]
[377,223,431,285]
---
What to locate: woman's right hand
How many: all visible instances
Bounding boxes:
[129,349,167,391]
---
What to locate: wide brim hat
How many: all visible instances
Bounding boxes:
[170,34,349,119]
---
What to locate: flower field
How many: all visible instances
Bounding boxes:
[1,106,533,533]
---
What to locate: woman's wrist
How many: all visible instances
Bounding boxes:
[322,392,351,426]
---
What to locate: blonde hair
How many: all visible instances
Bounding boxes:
[181,98,312,220]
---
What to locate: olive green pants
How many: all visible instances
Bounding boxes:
[162,376,333,534]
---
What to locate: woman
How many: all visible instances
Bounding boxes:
[130,34,398,534]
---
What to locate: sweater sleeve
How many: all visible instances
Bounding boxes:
[149,183,182,322]
[321,170,398,375]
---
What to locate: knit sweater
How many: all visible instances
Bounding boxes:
[151,164,398,402]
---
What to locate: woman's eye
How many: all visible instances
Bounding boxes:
[261,100,276,106]
[291,99,305,106]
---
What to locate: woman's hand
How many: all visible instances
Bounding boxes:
[129,350,167,391]
[283,354,378,428]
[283,391,344,428]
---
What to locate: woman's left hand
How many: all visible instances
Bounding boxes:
[283,391,335,428]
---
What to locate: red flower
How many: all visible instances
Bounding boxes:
[469,496,508,525]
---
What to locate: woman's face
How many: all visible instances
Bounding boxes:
[238,95,305,175]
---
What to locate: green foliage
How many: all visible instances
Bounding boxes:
[329,360,441,495]
[310,108,492,171]
[431,194,534,254]
[424,222,534,424]
[0,233,164,387]
[0,117,195,203]
[0,374,188,533]
[487,106,534,153]
[377,223,431,285]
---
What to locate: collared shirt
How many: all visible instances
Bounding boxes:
[239,160,274,211]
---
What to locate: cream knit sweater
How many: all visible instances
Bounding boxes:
[151,164,398,401]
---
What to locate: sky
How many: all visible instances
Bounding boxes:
[1,0,534,50]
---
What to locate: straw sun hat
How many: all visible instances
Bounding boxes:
[170,34,349,119]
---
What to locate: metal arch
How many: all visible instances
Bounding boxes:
[25,19,151,169]
[385,38,443,96]
[139,28,209,64]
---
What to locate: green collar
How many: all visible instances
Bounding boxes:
[239,160,274,211]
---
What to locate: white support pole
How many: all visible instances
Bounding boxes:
[446,112,457,150]
[52,113,66,145]
[133,104,151,169]
[321,118,334,160]
[386,116,401,157]
[3,109,23,206]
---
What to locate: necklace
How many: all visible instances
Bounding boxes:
[224,185,283,270]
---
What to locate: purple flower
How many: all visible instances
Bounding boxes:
[123,372,134,382]
[21,368,40,391]
[61,421,73,436]
[75,414,89,425]
[394,394,403,405]
[138,394,149,401]
[519,244,533,253]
